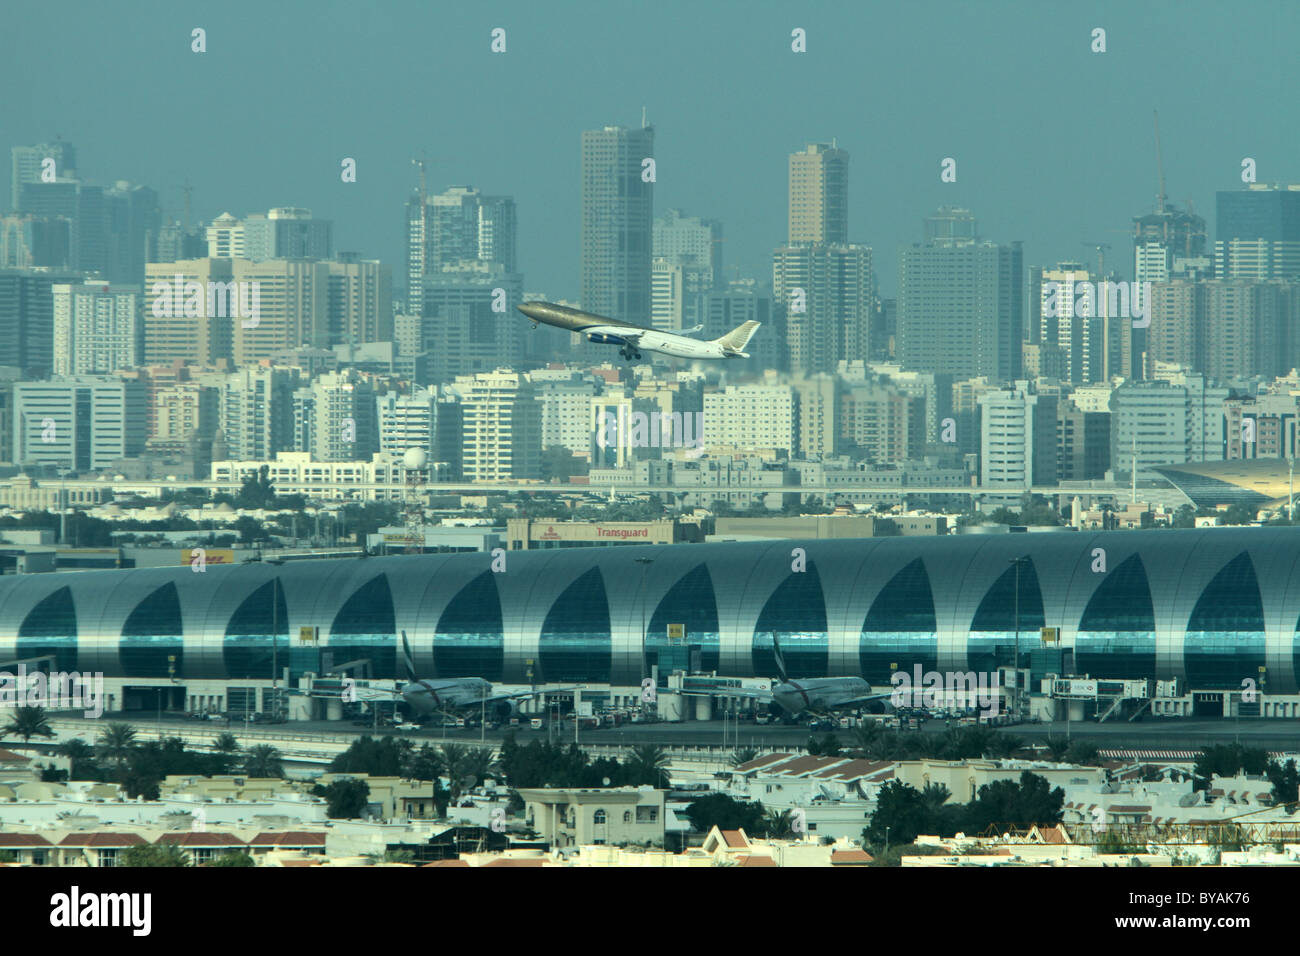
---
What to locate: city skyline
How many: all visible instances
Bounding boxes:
[5,0,1298,301]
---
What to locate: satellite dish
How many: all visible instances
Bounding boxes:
[402,447,428,470]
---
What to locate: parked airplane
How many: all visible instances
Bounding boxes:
[517,301,760,361]
[397,632,561,720]
[685,634,891,718]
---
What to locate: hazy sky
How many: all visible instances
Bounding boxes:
[4,0,1297,300]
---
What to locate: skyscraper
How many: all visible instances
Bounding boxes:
[405,186,517,313]
[788,143,848,244]
[10,141,77,208]
[772,243,875,374]
[1216,185,1300,281]
[897,208,1023,383]
[580,124,654,331]
[52,280,142,375]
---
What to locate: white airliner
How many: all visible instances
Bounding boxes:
[683,634,892,718]
[397,632,565,720]
[518,301,760,362]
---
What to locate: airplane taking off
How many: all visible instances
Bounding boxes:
[517,301,760,362]
[683,634,892,718]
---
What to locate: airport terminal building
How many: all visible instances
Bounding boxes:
[2,528,1300,716]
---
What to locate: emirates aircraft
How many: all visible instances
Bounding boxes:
[518,301,760,362]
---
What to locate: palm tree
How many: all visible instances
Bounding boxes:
[2,706,55,744]
[97,722,137,777]
[243,744,283,778]
[625,744,670,788]
[762,808,797,838]
[458,748,500,791]
[439,744,471,800]
[54,738,95,762]
[728,747,758,768]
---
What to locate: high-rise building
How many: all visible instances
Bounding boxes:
[773,243,875,374]
[897,209,1023,382]
[1109,374,1228,479]
[654,209,722,286]
[13,376,146,470]
[144,259,236,366]
[1215,185,1300,281]
[702,283,778,373]
[1132,203,1207,285]
[0,214,71,269]
[840,379,924,465]
[530,372,603,461]
[310,369,378,462]
[0,268,81,375]
[421,262,523,382]
[580,125,654,334]
[376,386,461,466]
[788,143,848,244]
[52,280,141,375]
[229,259,329,364]
[702,383,798,454]
[324,256,393,348]
[978,382,1052,493]
[208,366,301,462]
[205,213,245,258]
[240,207,333,261]
[405,186,517,313]
[10,142,77,208]
[455,369,541,481]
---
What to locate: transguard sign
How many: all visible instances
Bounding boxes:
[667,623,685,643]
[299,626,317,644]
[182,548,233,565]
[1040,627,1060,644]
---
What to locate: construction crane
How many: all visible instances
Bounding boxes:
[1153,110,1166,215]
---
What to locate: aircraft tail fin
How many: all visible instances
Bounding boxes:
[400,630,417,682]
[712,320,760,353]
[772,633,789,684]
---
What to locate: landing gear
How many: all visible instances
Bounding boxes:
[618,347,643,361]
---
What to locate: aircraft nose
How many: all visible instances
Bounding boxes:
[517,302,544,320]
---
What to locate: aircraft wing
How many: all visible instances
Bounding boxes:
[676,685,773,701]
[827,691,897,708]
[475,685,582,705]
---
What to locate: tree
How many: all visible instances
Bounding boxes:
[1266,758,1300,811]
[1,705,55,743]
[762,808,799,839]
[540,446,584,483]
[1173,504,1196,529]
[728,748,758,768]
[206,851,255,867]
[97,722,137,778]
[624,744,669,788]
[682,793,766,834]
[964,771,1065,833]
[873,518,901,537]
[120,844,191,867]
[243,744,284,778]
[316,778,370,819]
[236,465,277,510]
[1194,744,1269,787]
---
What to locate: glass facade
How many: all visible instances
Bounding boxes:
[224,580,289,679]
[859,559,937,683]
[120,582,183,678]
[967,558,1044,672]
[0,532,1298,693]
[538,567,611,682]
[752,562,828,679]
[330,574,397,679]
[1075,555,1156,679]
[434,571,504,680]
[17,586,77,672]
[1184,552,1265,689]
[646,563,720,676]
